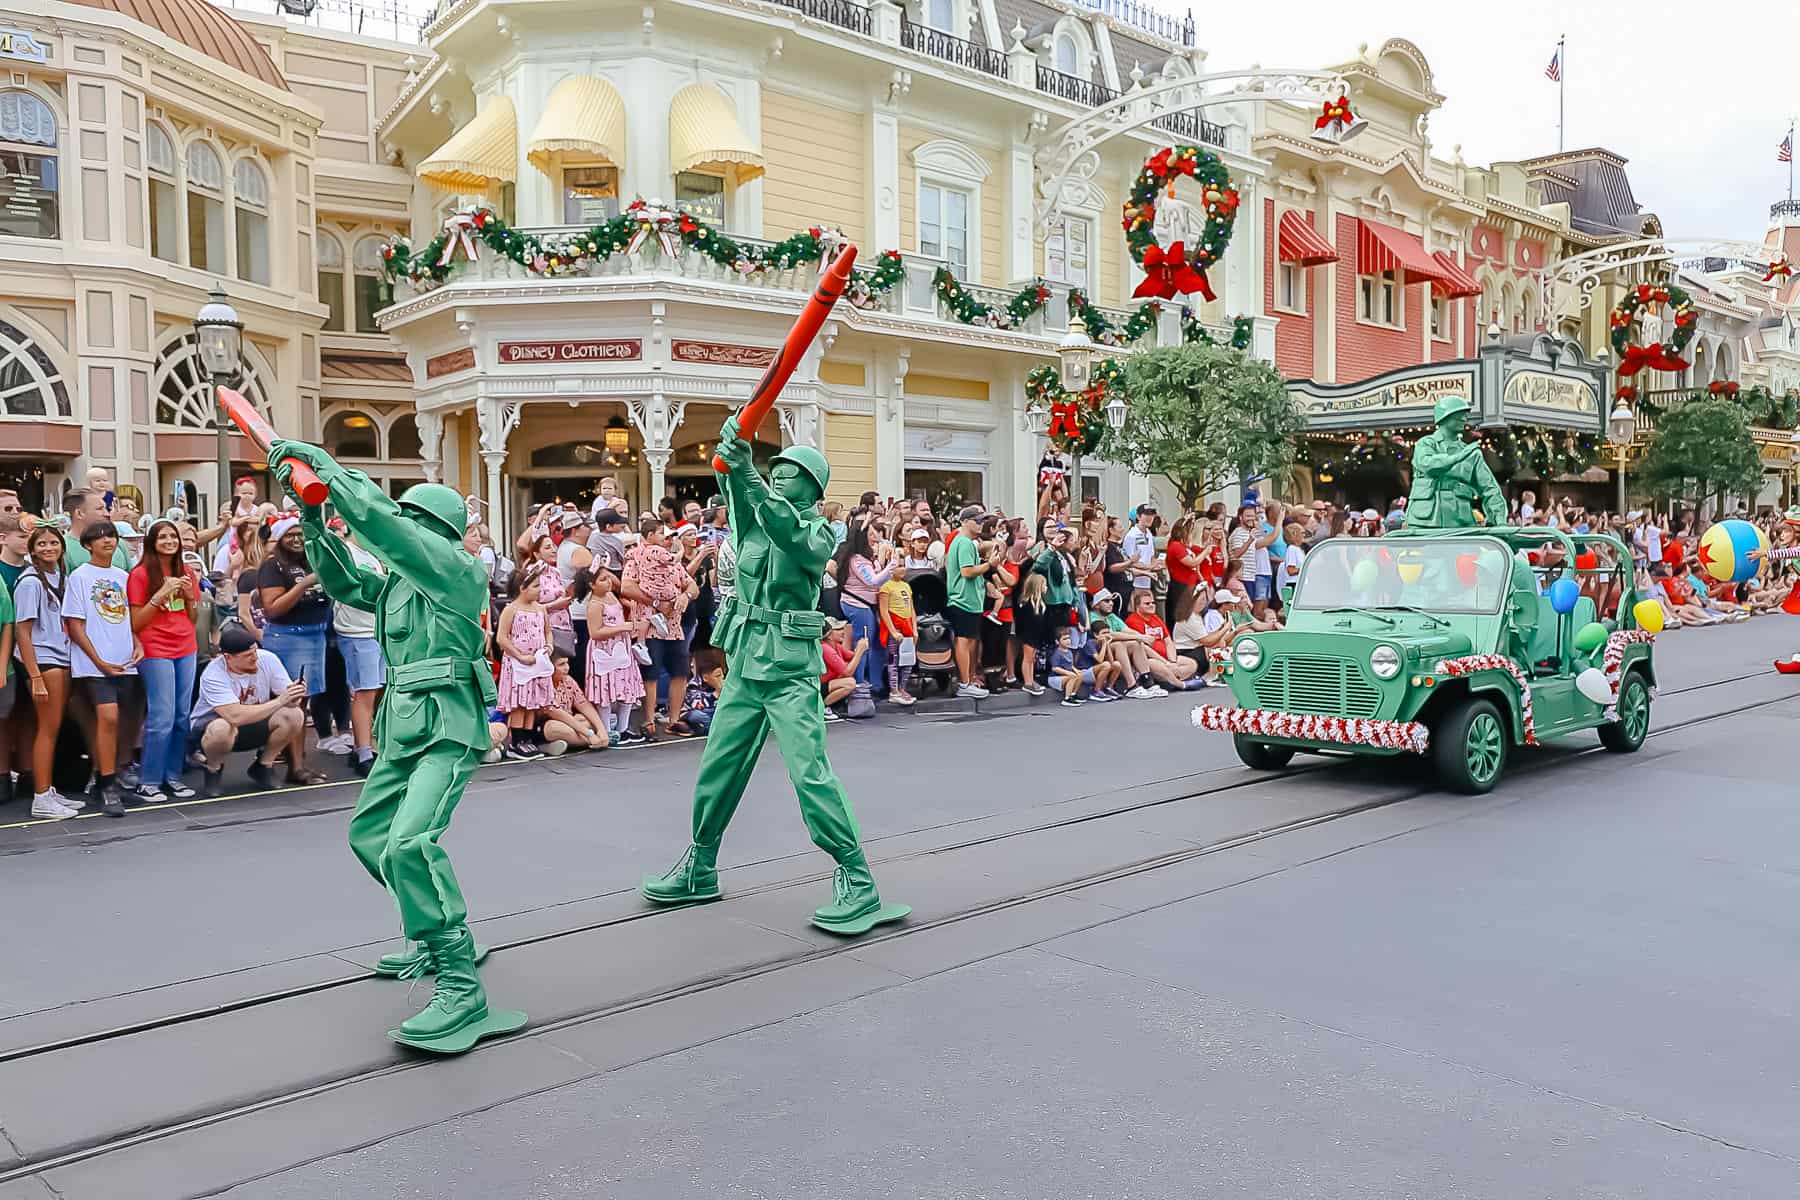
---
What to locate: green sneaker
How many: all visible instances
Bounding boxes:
[374,940,490,978]
[640,842,722,904]
[394,927,488,1045]
[811,851,910,935]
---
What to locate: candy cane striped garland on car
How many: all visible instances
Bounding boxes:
[1189,705,1431,753]
[1433,655,1538,746]
[1599,629,1656,718]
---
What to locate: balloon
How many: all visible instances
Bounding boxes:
[1573,621,1608,653]
[1576,667,1613,705]
[1697,519,1769,584]
[1548,578,1580,614]
[1632,598,1664,633]
[1350,559,1380,591]
[1397,552,1424,584]
[1455,553,1479,586]
[1784,580,1800,616]
[1575,552,1598,571]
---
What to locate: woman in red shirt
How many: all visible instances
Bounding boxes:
[1163,513,1208,626]
[128,519,201,801]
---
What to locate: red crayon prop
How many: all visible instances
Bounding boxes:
[714,242,858,474]
[218,385,329,506]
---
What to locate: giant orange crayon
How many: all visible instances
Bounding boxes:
[713,242,857,473]
[218,385,329,505]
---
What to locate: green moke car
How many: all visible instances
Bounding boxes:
[1201,527,1656,794]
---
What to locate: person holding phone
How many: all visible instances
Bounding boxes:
[128,519,201,802]
[64,521,142,817]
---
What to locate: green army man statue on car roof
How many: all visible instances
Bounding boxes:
[270,440,525,1054]
[1403,395,1508,530]
[640,415,909,935]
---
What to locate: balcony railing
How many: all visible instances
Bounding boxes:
[1773,199,1800,221]
[900,13,1006,76]
[1035,65,1118,110]
[1149,108,1228,148]
[768,0,871,34]
[1072,0,1193,46]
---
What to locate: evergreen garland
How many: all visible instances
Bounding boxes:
[932,270,1050,329]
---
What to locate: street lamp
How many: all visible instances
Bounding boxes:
[193,286,243,520]
[1024,400,1049,436]
[1104,390,1127,432]
[1057,316,1096,509]
[1607,398,1637,517]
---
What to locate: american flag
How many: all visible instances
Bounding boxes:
[1544,50,1561,82]
[1781,132,1793,164]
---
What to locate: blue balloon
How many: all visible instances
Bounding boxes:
[1548,577,1580,615]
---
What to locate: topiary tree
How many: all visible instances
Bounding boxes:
[1097,342,1303,511]
[1636,398,1765,510]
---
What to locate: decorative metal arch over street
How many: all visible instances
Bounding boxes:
[1539,237,1785,318]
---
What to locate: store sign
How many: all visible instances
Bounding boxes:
[497,339,641,365]
[425,347,474,378]
[671,340,777,369]
[1296,371,1474,417]
[1503,370,1598,417]
[0,30,48,64]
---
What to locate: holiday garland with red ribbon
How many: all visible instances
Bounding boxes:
[1608,282,1697,377]
[1190,704,1431,753]
[1026,358,1127,454]
[1123,145,1238,302]
[1433,654,1538,746]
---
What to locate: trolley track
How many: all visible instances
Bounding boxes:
[0,676,1789,1189]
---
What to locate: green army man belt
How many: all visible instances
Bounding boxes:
[723,598,826,639]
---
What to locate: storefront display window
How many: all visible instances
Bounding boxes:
[562,165,619,225]
[675,171,724,226]
[904,468,983,517]
[0,92,58,240]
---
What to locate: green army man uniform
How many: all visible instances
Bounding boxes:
[641,416,908,935]
[1404,395,1508,530]
[271,440,525,1054]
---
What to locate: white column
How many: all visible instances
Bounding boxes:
[875,348,908,497]
[1007,143,1034,284]
[629,385,687,505]
[1000,363,1035,516]
[1224,173,1261,324]
[476,396,520,542]
[871,110,901,253]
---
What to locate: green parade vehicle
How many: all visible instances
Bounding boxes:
[1196,528,1656,794]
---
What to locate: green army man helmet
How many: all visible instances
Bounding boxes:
[771,444,831,496]
[397,482,468,540]
[1433,395,1472,425]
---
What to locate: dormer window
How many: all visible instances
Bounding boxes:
[1053,33,1079,76]
[925,0,952,31]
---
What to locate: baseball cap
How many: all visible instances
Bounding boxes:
[824,616,849,632]
[957,504,985,523]
[1092,588,1117,607]
[1215,587,1245,603]
[219,626,259,654]
[594,508,627,529]
[907,527,928,540]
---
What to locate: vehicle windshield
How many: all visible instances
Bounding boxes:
[1293,540,1512,616]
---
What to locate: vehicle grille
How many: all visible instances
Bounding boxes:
[1253,654,1382,717]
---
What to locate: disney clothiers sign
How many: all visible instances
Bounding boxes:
[496,339,643,364]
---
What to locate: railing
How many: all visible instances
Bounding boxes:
[1149,108,1228,148]
[1773,199,1800,221]
[1072,0,1193,46]
[900,12,1006,76]
[768,0,872,34]
[1035,65,1119,109]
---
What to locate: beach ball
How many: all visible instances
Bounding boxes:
[1631,598,1664,634]
[1351,559,1380,591]
[1573,621,1608,653]
[1548,578,1580,614]
[1697,519,1768,584]
[1575,667,1614,706]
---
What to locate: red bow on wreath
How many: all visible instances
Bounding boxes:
[1617,343,1690,377]
[1132,242,1215,300]
[1707,380,1740,397]
[1048,399,1083,440]
[1315,95,1356,129]
[1765,255,1794,282]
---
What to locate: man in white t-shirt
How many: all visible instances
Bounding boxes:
[63,521,140,816]
[331,521,387,774]
[1121,503,1163,592]
[190,625,308,797]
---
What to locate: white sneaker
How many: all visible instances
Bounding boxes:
[54,788,86,811]
[956,683,990,699]
[31,793,79,820]
[1126,686,1159,699]
[318,733,354,754]
[1148,685,1170,697]
[135,784,169,805]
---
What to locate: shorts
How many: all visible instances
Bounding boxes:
[1247,575,1273,603]
[0,672,12,720]
[190,716,271,753]
[338,635,386,692]
[79,674,137,706]
[644,636,690,680]
[948,605,984,640]
[262,622,328,696]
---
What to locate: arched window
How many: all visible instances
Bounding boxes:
[316,231,346,331]
[154,331,270,428]
[1054,33,1080,77]
[185,142,225,271]
[146,123,177,261]
[0,318,71,416]
[323,410,380,458]
[233,158,270,285]
[925,0,952,30]
[353,236,388,333]
[0,92,59,239]
[388,413,422,459]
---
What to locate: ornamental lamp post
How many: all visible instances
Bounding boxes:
[1057,316,1096,510]
[1607,398,1637,518]
[1790,427,1800,508]
[1024,399,1049,436]
[193,286,244,521]
[1104,390,1128,432]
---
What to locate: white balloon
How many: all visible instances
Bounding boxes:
[1576,668,1613,706]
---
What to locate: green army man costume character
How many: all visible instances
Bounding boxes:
[641,416,909,935]
[1404,395,1508,530]
[270,441,526,1054]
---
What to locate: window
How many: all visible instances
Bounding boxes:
[353,236,387,333]
[388,414,422,459]
[919,182,969,273]
[674,171,724,227]
[0,92,58,239]
[185,142,224,272]
[0,318,71,416]
[561,164,618,225]
[316,232,346,331]
[1276,263,1305,313]
[1430,294,1447,339]
[1054,33,1079,76]
[1044,215,1091,289]
[147,124,176,261]
[323,411,379,458]
[233,158,269,284]
[1357,270,1400,327]
[925,0,952,30]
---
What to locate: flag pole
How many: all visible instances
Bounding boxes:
[1557,35,1566,153]
[1790,118,1795,204]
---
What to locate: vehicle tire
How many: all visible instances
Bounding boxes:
[1433,696,1508,795]
[1234,736,1295,771]
[1598,671,1651,753]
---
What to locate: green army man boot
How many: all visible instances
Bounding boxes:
[812,849,910,935]
[374,939,490,978]
[641,842,722,904]
[395,927,488,1044]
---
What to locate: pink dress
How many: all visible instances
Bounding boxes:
[586,600,645,706]
[539,569,574,638]
[498,608,555,709]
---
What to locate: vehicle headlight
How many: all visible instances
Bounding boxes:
[1369,644,1402,680]
[1234,637,1262,671]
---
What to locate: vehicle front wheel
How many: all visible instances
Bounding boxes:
[1599,672,1651,753]
[1433,697,1508,795]
[1234,736,1295,771]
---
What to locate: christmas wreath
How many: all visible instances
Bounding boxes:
[1026,358,1125,455]
[1123,145,1238,302]
[1608,282,1697,377]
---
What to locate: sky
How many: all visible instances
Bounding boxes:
[1164,0,1796,245]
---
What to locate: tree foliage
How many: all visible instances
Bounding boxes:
[1097,342,1302,510]
[1636,399,1764,504]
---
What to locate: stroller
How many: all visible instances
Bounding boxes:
[904,568,957,695]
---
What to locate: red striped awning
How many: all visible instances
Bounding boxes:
[1357,218,1452,288]
[1430,251,1482,299]
[1277,210,1336,267]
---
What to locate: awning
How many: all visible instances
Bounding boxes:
[1357,218,1456,290]
[418,95,516,195]
[669,84,764,184]
[1429,251,1482,299]
[527,76,626,173]
[1277,210,1336,266]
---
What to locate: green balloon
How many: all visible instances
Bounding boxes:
[1350,559,1380,591]
[1573,621,1608,653]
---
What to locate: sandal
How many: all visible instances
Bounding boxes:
[285,768,329,786]
[664,721,696,738]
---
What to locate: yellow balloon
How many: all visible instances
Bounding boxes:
[1632,598,1664,634]
[1397,562,1424,584]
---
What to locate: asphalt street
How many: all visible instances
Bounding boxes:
[0,618,1796,1197]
